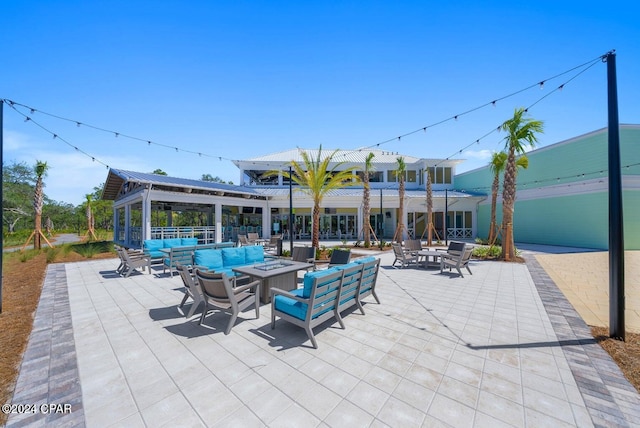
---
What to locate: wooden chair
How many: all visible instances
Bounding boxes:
[391,243,418,268]
[440,244,473,277]
[196,269,261,335]
[176,264,205,318]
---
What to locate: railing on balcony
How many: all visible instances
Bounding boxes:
[116,226,217,249]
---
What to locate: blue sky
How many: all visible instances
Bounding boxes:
[2,1,639,205]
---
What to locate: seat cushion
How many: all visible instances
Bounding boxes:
[221,247,246,267]
[274,289,308,320]
[181,238,198,246]
[163,238,182,248]
[244,245,265,264]
[194,249,224,270]
[353,256,376,264]
[144,239,163,251]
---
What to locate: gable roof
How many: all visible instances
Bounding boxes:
[102,169,259,200]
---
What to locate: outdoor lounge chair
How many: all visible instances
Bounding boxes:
[292,246,316,270]
[328,249,351,267]
[238,234,252,246]
[196,269,261,334]
[440,244,473,277]
[391,242,418,268]
[120,248,151,277]
[247,232,260,243]
[176,264,205,318]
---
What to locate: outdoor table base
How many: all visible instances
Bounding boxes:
[418,250,441,269]
[232,260,313,303]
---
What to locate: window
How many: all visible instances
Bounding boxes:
[427,167,452,184]
[387,170,397,182]
[406,170,417,183]
[356,171,383,182]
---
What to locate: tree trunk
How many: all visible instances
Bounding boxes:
[312,201,320,251]
[34,213,42,249]
[489,174,499,244]
[395,179,405,243]
[501,147,517,260]
[363,175,371,247]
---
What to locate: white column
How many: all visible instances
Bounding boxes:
[215,202,223,242]
[124,205,131,246]
[262,205,270,238]
[143,190,152,243]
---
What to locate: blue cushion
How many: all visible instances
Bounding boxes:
[163,238,182,248]
[144,239,164,251]
[181,238,198,246]
[194,249,224,270]
[221,247,246,267]
[244,246,265,263]
[302,267,340,299]
[353,256,376,264]
[274,290,308,320]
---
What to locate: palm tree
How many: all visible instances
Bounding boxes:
[32,161,49,250]
[85,194,98,240]
[361,152,375,247]
[488,152,528,245]
[425,165,434,246]
[266,146,360,250]
[393,156,406,243]
[500,108,543,260]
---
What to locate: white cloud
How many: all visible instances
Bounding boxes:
[463,149,493,160]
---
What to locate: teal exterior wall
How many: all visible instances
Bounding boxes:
[454,125,640,250]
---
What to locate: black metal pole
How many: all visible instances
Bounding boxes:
[444,189,448,246]
[289,166,294,253]
[606,51,625,340]
[1,99,4,313]
[379,188,383,250]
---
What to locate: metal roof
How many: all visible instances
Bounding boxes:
[237,148,429,165]
[102,169,260,200]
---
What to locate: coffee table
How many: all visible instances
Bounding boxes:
[232,260,313,303]
[418,250,441,269]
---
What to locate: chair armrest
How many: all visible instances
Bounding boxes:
[233,279,261,294]
[270,287,307,303]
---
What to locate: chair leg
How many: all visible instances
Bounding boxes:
[355,299,366,315]
[225,312,239,335]
[371,290,380,304]
[199,304,209,325]
[466,265,472,275]
[186,301,200,318]
[179,293,189,308]
[304,326,318,349]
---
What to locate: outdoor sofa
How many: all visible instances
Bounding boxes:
[270,256,381,348]
[192,245,269,278]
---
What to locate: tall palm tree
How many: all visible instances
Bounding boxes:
[361,152,375,247]
[33,161,49,250]
[393,156,406,243]
[266,146,360,250]
[500,108,543,260]
[85,194,98,240]
[425,165,434,246]
[488,152,528,245]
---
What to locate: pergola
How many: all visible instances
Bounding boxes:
[102,169,270,248]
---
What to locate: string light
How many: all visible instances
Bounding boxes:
[1,50,610,178]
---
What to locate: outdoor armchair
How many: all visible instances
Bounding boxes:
[120,248,151,277]
[328,249,351,267]
[176,264,205,318]
[440,244,473,277]
[391,243,418,268]
[196,269,261,335]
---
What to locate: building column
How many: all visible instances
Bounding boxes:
[215,202,223,243]
[113,208,120,244]
[124,205,131,246]
[142,189,151,243]
[262,205,270,238]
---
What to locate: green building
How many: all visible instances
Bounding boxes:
[454,125,640,250]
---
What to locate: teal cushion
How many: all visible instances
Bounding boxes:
[302,267,339,299]
[194,249,224,270]
[163,238,182,248]
[181,238,198,246]
[221,247,246,267]
[353,256,376,264]
[144,239,164,251]
[274,289,307,320]
[244,246,265,263]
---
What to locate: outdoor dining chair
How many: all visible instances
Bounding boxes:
[328,249,351,267]
[440,244,473,277]
[176,263,205,318]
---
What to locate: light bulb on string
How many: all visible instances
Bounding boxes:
[539,81,545,89]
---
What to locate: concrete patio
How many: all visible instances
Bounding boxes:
[7,247,640,427]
